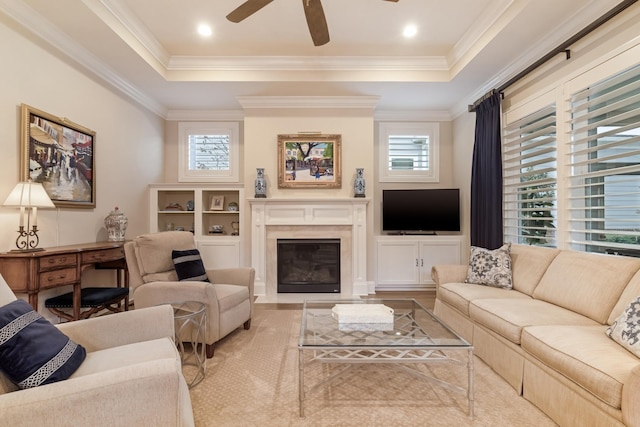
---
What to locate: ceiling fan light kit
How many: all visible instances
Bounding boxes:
[226,0,399,47]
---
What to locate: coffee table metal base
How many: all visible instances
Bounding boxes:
[298,346,474,418]
[298,300,474,418]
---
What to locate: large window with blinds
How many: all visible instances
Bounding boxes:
[178,122,240,182]
[569,64,640,255]
[503,105,557,246]
[378,122,439,182]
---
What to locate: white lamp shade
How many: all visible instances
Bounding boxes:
[3,182,55,208]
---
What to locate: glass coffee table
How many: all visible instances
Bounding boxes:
[298,299,473,418]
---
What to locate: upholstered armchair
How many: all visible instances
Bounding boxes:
[124,231,254,358]
[0,274,194,426]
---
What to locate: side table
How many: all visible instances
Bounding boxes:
[169,301,207,388]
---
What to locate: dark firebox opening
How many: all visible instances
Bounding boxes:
[277,238,340,293]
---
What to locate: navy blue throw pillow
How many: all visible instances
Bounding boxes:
[0,300,86,389]
[172,249,209,282]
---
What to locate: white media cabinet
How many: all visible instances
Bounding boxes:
[375,235,463,291]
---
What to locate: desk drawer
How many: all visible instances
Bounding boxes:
[40,267,77,289]
[40,254,78,271]
[82,247,124,264]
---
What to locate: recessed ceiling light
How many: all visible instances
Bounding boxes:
[403,24,417,38]
[197,24,212,37]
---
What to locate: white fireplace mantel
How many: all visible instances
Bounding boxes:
[249,198,369,299]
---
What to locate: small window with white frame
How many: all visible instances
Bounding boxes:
[178,122,239,182]
[378,122,439,182]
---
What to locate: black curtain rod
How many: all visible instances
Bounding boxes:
[468,0,639,113]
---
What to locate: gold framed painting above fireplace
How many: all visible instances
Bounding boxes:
[277,134,341,189]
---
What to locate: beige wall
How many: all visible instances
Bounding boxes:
[242,107,376,276]
[372,120,456,236]
[165,108,457,280]
[452,113,475,261]
[0,18,165,313]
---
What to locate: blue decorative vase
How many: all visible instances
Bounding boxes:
[354,168,365,198]
[254,168,267,198]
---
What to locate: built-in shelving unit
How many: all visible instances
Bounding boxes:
[149,184,244,268]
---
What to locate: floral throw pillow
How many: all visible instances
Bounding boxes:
[606,295,640,358]
[465,243,513,289]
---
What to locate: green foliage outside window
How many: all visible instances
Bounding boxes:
[520,169,556,245]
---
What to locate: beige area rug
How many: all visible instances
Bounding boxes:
[188,307,556,426]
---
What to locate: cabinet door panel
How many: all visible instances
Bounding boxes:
[197,241,240,269]
[376,241,420,286]
[419,240,462,284]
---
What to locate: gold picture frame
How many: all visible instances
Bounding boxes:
[210,195,225,211]
[277,134,341,189]
[20,104,96,208]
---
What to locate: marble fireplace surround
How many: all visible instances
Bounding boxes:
[250,198,369,302]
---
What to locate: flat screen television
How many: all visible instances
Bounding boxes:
[382,189,460,234]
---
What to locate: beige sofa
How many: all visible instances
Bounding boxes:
[432,244,640,427]
[0,274,194,427]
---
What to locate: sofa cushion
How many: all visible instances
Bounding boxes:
[469,298,599,344]
[71,337,178,379]
[172,249,209,282]
[0,300,86,389]
[609,269,640,325]
[438,282,531,316]
[215,284,250,313]
[465,243,513,289]
[522,325,640,409]
[509,244,560,296]
[133,231,196,277]
[532,251,640,324]
[606,295,640,358]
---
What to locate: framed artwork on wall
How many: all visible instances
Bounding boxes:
[20,104,96,208]
[277,134,342,189]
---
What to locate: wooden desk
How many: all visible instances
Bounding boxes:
[0,241,126,320]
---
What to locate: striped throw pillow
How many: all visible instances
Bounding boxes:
[172,249,209,282]
[0,300,86,389]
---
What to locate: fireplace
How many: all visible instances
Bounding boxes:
[277,239,340,293]
[250,198,369,301]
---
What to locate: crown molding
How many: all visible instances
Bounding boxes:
[237,96,380,110]
[165,110,245,121]
[448,0,514,73]
[83,0,170,73]
[1,0,166,117]
[449,0,625,119]
[167,55,450,72]
[374,110,452,122]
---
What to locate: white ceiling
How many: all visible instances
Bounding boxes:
[1,0,625,117]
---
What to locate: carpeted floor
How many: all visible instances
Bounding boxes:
[187,307,557,426]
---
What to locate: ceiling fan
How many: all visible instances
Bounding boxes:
[226,0,400,47]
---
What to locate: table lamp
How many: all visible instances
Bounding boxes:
[2,181,55,252]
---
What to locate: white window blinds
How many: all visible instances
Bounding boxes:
[387,135,429,171]
[177,122,239,183]
[378,122,439,182]
[503,104,557,246]
[189,134,230,171]
[569,64,640,254]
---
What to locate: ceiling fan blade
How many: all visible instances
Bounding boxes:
[303,0,330,46]
[384,0,400,2]
[226,0,274,23]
